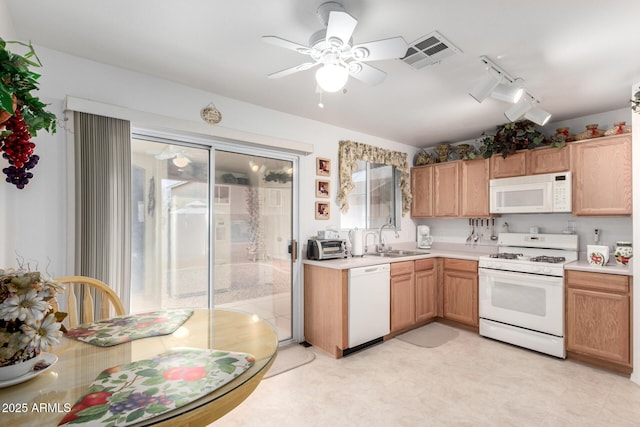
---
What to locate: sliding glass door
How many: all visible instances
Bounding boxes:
[212,150,293,341]
[130,136,295,342]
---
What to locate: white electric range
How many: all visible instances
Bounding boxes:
[478,232,579,358]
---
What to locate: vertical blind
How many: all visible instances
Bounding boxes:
[73,112,131,311]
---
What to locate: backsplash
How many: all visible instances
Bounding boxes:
[415,213,632,257]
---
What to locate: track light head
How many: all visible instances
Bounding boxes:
[491,83,524,104]
[505,98,533,122]
[525,106,552,126]
[469,71,501,103]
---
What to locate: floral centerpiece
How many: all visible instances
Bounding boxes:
[0,268,65,368]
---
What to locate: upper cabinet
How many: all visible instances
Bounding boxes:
[411,158,490,219]
[490,145,569,179]
[571,134,632,216]
[434,162,459,217]
[528,145,570,175]
[490,151,527,179]
[460,158,490,217]
[411,165,433,218]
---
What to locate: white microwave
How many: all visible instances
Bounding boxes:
[490,172,572,214]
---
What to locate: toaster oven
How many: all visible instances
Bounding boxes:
[307,239,348,260]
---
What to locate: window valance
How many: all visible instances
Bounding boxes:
[338,140,412,216]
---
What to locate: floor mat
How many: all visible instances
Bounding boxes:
[264,344,315,379]
[396,322,459,348]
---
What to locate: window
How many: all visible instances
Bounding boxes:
[340,160,401,230]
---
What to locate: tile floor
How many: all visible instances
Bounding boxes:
[214,325,640,426]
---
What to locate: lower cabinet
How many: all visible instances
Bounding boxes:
[303,264,348,358]
[442,258,478,328]
[390,261,415,332]
[415,258,437,322]
[566,270,632,372]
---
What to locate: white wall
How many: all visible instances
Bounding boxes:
[416,214,632,259]
[0,44,418,274]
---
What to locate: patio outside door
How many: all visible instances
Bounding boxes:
[130,137,295,342]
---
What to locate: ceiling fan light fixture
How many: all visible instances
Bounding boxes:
[525,105,552,126]
[316,63,349,92]
[172,154,191,168]
[491,83,524,104]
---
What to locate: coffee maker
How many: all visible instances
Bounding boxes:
[417,225,433,249]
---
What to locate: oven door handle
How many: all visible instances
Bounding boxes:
[478,268,563,285]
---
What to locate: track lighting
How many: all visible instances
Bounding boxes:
[472,56,551,125]
[469,71,501,103]
[525,105,552,126]
[505,97,533,121]
[491,82,524,104]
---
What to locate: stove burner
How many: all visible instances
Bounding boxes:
[490,253,523,259]
[529,255,566,264]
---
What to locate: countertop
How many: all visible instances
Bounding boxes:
[303,243,633,276]
[565,259,632,276]
[302,243,489,270]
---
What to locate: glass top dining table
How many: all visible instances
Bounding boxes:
[0,309,278,426]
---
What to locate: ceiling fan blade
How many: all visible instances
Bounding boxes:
[325,10,357,47]
[348,62,386,86]
[352,37,409,61]
[261,36,313,55]
[267,62,318,79]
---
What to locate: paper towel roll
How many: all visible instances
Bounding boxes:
[350,229,364,256]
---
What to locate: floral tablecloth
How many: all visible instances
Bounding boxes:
[58,347,255,426]
[65,309,194,347]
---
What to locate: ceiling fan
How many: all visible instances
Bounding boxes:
[262,2,408,92]
[155,146,191,167]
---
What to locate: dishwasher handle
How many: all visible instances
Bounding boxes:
[349,264,390,277]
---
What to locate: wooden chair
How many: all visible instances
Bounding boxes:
[52,275,126,328]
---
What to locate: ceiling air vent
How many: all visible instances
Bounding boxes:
[400,31,461,69]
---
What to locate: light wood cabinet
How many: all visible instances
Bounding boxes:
[442,258,478,328]
[415,259,437,322]
[490,151,527,178]
[566,270,631,373]
[390,261,415,332]
[411,158,490,218]
[460,157,490,217]
[571,134,632,216]
[490,145,570,178]
[410,166,433,218]
[303,265,348,358]
[528,145,570,174]
[434,162,459,217]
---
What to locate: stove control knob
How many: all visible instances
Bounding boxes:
[543,267,552,274]
[532,266,541,273]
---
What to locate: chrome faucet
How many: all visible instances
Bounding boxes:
[377,222,396,253]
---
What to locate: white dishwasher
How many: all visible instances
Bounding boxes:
[348,263,391,349]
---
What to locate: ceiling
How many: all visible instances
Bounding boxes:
[5,0,640,148]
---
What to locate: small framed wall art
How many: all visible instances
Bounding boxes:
[315,179,330,198]
[316,157,330,176]
[315,201,330,220]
